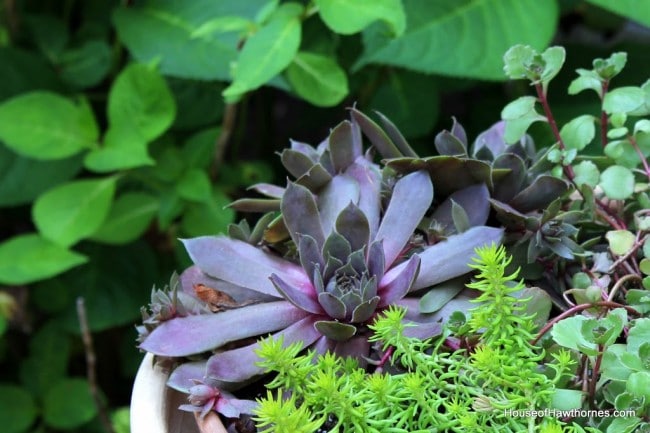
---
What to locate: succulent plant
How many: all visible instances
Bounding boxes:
[138,110,503,387]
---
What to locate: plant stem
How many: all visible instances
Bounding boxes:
[532,301,640,345]
[607,274,642,302]
[600,80,609,148]
[211,103,238,181]
[628,135,650,181]
[77,298,116,433]
[588,344,604,409]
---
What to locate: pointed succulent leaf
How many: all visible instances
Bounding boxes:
[339,291,363,316]
[318,292,347,320]
[182,237,309,297]
[492,153,527,202]
[450,117,468,147]
[281,149,316,178]
[451,200,471,233]
[322,232,352,264]
[270,274,323,314]
[167,360,209,392]
[376,170,433,267]
[328,121,361,172]
[348,249,367,276]
[434,130,467,156]
[313,267,325,293]
[402,321,442,340]
[362,275,378,299]
[228,198,281,213]
[419,277,466,314]
[378,254,420,306]
[314,320,357,341]
[367,240,385,283]
[344,160,382,238]
[335,202,370,253]
[430,184,490,234]
[248,183,285,198]
[140,301,308,356]
[289,140,319,159]
[351,296,380,323]
[374,111,418,157]
[298,235,323,285]
[489,199,533,229]
[472,121,507,159]
[282,182,325,247]
[249,212,277,245]
[333,336,370,359]
[262,214,290,243]
[349,108,402,158]
[318,174,360,237]
[323,254,344,282]
[295,163,333,191]
[227,220,250,242]
[205,316,321,383]
[510,175,570,213]
[394,226,504,291]
[215,396,258,418]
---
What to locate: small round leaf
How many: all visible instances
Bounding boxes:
[599,165,635,200]
[0,384,37,433]
[43,378,97,430]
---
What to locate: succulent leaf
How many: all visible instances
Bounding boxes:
[182,236,309,297]
[269,274,323,314]
[298,235,323,285]
[344,160,382,237]
[378,254,420,306]
[367,240,386,283]
[374,110,418,157]
[349,108,402,159]
[281,182,325,247]
[351,296,380,322]
[430,184,490,234]
[376,170,433,267]
[295,163,332,191]
[318,175,360,236]
[318,292,347,319]
[314,320,357,341]
[492,153,527,202]
[205,316,321,383]
[140,301,309,357]
[435,130,467,156]
[509,175,570,213]
[328,120,362,172]
[335,202,370,253]
[322,232,352,265]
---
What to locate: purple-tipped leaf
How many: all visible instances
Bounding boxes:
[378,254,420,307]
[299,235,323,286]
[430,184,490,233]
[205,316,321,382]
[215,395,258,418]
[295,163,332,191]
[375,170,433,267]
[167,361,208,392]
[392,226,504,291]
[182,237,310,297]
[351,296,380,322]
[350,108,402,159]
[367,240,385,283]
[247,183,285,198]
[510,175,571,213]
[282,182,325,247]
[140,301,308,356]
[318,175,359,237]
[335,203,370,253]
[322,232,352,265]
[329,121,362,172]
[375,111,418,158]
[228,198,280,213]
[281,149,315,178]
[270,274,323,314]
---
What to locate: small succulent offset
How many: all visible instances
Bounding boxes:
[138,110,502,393]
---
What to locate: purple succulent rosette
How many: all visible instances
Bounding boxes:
[138,109,503,393]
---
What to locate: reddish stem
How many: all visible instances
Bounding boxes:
[600,80,610,148]
[628,135,650,181]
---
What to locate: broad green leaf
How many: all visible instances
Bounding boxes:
[540,46,566,84]
[549,388,583,411]
[599,165,634,200]
[603,87,645,115]
[585,0,650,27]
[113,0,269,80]
[0,47,62,101]
[560,115,596,151]
[176,169,213,203]
[0,234,88,284]
[56,241,158,332]
[286,52,348,107]
[568,70,603,97]
[606,230,636,256]
[58,39,112,88]
[181,189,235,237]
[0,143,82,206]
[628,318,650,353]
[602,345,632,381]
[84,124,154,172]
[0,384,38,433]
[605,416,642,433]
[634,119,650,135]
[191,16,253,38]
[315,0,405,36]
[501,96,546,143]
[0,92,98,159]
[19,323,71,396]
[24,14,68,58]
[368,70,439,138]
[356,0,558,80]
[627,371,650,401]
[223,4,302,100]
[33,177,117,247]
[43,378,97,430]
[91,192,159,245]
[551,315,597,355]
[108,63,176,141]
[573,160,599,187]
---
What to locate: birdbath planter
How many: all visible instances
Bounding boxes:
[131,353,227,433]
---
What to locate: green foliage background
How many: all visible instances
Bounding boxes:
[0,0,649,431]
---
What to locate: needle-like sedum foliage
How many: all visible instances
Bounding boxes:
[253,245,578,432]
